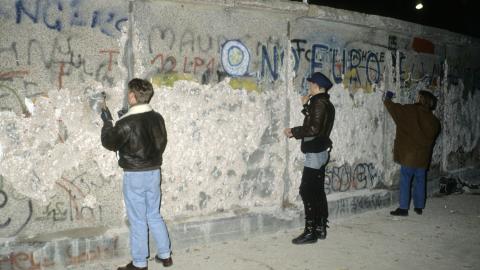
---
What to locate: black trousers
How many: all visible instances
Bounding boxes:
[299,166,329,220]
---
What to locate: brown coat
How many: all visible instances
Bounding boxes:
[384,100,441,169]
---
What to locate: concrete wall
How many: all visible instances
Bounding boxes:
[1,0,479,267]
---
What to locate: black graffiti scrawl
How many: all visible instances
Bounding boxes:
[0,182,33,237]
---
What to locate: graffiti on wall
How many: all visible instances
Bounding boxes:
[0,0,128,37]
[0,36,121,113]
[332,193,391,216]
[146,28,480,95]
[291,39,385,89]
[291,35,480,95]
[0,176,33,237]
[145,23,286,88]
[0,236,119,269]
[35,172,104,223]
[325,162,379,194]
[221,40,251,77]
[0,162,112,237]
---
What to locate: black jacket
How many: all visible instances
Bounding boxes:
[101,105,167,171]
[292,93,335,153]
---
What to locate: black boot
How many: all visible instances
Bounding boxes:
[292,220,317,244]
[390,208,408,216]
[315,217,329,240]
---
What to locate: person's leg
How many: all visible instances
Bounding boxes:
[413,168,427,209]
[316,164,328,219]
[314,163,329,239]
[299,167,319,219]
[123,171,148,268]
[293,166,318,244]
[145,169,172,260]
[399,166,414,209]
[303,151,328,218]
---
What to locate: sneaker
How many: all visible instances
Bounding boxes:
[155,255,173,267]
[390,208,408,216]
[414,208,423,215]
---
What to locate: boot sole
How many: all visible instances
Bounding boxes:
[291,239,318,244]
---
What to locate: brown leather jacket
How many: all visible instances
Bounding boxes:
[101,105,167,171]
[384,99,440,169]
[292,93,335,153]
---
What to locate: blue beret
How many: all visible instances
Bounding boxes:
[307,72,333,91]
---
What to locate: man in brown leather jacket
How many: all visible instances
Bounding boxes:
[101,79,172,270]
[384,89,440,216]
[284,72,335,244]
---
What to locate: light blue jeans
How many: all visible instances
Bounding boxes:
[123,169,171,268]
[304,150,329,169]
[399,165,427,210]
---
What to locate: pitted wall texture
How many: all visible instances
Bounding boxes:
[1,0,479,245]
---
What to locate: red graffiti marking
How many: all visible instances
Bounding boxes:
[335,62,343,72]
[412,37,435,54]
[0,70,29,79]
[54,177,102,222]
[0,236,118,269]
[0,251,55,270]
[151,53,177,73]
[193,57,204,74]
[66,236,119,266]
[99,49,120,71]
[58,63,65,90]
[183,56,190,73]
[206,58,215,72]
[150,54,162,65]
[151,53,215,75]
[194,57,215,74]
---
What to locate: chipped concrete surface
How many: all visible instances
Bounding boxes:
[0,0,479,266]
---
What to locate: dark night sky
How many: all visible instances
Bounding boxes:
[291,0,478,38]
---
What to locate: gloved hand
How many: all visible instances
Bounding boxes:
[101,106,113,122]
[117,108,128,118]
[384,90,395,100]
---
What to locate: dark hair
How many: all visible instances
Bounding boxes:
[128,78,154,104]
[418,90,437,110]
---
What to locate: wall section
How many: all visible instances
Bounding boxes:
[0,0,479,247]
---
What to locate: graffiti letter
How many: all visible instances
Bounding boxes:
[99,49,120,72]
[291,39,307,74]
[183,56,191,73]
[310,44,328,74]
[115,18,128,32]
[58,62,65,89]
[366,52,380,84]
[180,30,195,54]
[206,58,215,72]
[261,45,279,81]
[332,48,345,84]
[16,0,40,24]
[43,0,64,31]
[0,190,12,228]
[193,57,205,74]
[348,49,362,85]
[221,40,250,77]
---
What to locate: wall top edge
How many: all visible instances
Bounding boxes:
[234,0,308,12]
[305,5,480,46]
[141,0,479,46]
[154,0,308,12]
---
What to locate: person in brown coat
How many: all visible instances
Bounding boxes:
[384,89,441,216]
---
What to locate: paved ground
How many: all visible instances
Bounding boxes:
[80,192,480,270]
